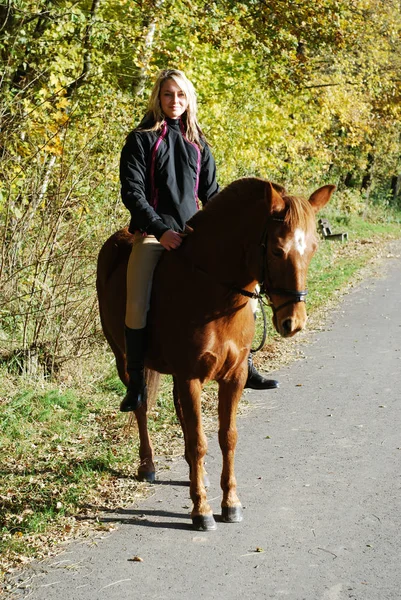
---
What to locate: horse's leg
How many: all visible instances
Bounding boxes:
[172,376,190,469]
[173,376,210,488]
[176,378,216,531]
[218,378,244,523]
[102,324,156,481]
[134,402,155,483]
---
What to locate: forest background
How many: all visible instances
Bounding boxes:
[1,0,401,374]
[2,0,401,571]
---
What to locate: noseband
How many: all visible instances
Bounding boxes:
[261,285,308,315]
[236,218,308,314]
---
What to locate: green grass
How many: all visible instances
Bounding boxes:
[0,375,141,569]
[0,362,185,574]
[1,209,401,576]
[307,213,401,310]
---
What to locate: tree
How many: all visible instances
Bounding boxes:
[1,0,400,375]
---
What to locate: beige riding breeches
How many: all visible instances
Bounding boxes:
[125,233,165,329]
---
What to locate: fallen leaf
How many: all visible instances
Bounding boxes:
[128,556,143,562]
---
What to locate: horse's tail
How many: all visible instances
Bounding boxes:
[96,227,133,290]
[145,368,161,409]
[96,228,134,386]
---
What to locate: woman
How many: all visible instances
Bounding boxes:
[120,69,277,412]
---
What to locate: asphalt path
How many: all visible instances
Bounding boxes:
[7,241,401,600]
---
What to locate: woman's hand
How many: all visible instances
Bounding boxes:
[159,229,184,250]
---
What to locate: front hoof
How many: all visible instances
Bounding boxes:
[192,514,217,531]
[222,505,243,523]
[137,470,156,483]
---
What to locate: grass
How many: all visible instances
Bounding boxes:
[1,209,401,581]
[0,380,133,557]
[308,212,400,308]
[0,362,187,579]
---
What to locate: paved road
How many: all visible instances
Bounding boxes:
[8,242,401,600]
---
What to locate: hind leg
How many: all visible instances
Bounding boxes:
[112,338,155,482]
[112,329,155,482]
[173,376,190,468]
[134,402,155,482]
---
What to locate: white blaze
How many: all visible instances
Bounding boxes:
[294,228,306,256]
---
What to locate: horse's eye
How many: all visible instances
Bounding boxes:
[272,248,284,258]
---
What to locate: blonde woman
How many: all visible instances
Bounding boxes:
[120,69,277,413]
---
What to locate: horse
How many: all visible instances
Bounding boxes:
[96,177,335,530]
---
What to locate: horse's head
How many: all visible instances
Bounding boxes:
[262,181,335,338]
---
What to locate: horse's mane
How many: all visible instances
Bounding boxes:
[190,177,316,234]
[282,194,316,235]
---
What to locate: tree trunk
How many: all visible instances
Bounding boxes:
[343,172,353,188]
[66,0,101,97]
[361,153,374,192]
[132,0,165,96]
[390,174,401,201]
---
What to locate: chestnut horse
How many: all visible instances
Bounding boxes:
[96,178,334,530]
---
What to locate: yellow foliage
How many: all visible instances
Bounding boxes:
[44,136,64,156]
[56,97,70,111]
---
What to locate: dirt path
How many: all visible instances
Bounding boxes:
[7,241,401,600]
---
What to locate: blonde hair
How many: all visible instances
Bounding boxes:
[144,69,205,148]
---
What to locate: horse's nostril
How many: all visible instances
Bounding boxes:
[282,318,293,335]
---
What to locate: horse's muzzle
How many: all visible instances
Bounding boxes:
[274,306,307,338]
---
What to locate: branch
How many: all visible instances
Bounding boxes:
[302,80,361,89]
[0,0,11,33]
[66,0,101,97]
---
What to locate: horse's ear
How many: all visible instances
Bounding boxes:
[308,185,336,213]
[265,181,286,214]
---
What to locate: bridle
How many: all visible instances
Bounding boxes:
[234,217,308,315]
[179,216,308,316]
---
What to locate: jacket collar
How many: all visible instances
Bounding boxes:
[165,117,181,130]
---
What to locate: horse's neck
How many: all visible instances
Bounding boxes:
[184,198,265,291]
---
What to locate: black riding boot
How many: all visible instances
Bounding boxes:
[244,353,279,390]
[120,326,148,412]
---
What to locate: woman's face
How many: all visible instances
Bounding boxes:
[160,79,188,119]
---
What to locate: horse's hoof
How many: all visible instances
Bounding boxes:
[222,505,243,523]
[137,470,156,483]
[192,514,217,531]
